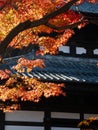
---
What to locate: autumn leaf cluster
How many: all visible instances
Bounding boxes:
[0,0,85,55]
[0,74,65,112]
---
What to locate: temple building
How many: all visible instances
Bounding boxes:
[0,2,98,130]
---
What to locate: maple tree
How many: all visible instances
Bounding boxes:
[78,116,98,130]
[0,0,97,112]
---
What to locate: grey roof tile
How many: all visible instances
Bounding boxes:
[1,53,98,84]
[72,2,98,13]
[31,55,98,83]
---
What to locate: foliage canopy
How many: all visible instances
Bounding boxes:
[0,0,97,112]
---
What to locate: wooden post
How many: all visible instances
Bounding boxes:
[44,110,51,130]
[85,47,94,57]
[0,111,5,130]
[80,113,84,130]
[70,45,76,56]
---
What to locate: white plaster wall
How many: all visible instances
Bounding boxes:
[5,110,44,122]
[5,126,44,130]
[5,111,81,130]
[5,111,44,130]
[94,49,98,55]
[59,46,70,53]
[52,127,80,130]
[59,46,87,55]
[76,47,86,54]
[51,112,80,119]
[84,113,98,120]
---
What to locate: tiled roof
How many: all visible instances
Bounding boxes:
[72,2,98,13]
[3,52,98,84]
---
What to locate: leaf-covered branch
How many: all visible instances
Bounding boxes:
[0,0,79,58]
[45,18,84,30]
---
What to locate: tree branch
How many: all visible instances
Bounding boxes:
[0,0,79,59]
[45,18,84,30]
[42,0,79,20]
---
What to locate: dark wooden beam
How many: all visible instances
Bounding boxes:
[0,111,5,130]
[44,110,51,130]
